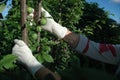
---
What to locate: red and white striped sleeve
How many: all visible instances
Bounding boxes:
[75,35,120,65]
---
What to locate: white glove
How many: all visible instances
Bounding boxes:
[41,8,68,39]
[12,39,43,75]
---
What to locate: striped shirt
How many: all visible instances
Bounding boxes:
[75,35,120,75]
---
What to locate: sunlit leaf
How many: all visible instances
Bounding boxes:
[0,3,6,13]
[0,54,17,70]
[43,53,54,63]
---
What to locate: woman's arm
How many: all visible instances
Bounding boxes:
[63,30,120,65]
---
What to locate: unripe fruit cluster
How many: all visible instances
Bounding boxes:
[27,7,34,14]
[39,11,47,26]
[26,7,47,40]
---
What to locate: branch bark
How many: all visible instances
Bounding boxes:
[20,0,28,45]
[34,0,42,52]
[34,0,42,23]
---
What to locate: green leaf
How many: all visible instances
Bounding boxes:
[36,54,44,63]
[0,54,17,70]
[0,3,6,13]
[97,24,102,30]
[43,53,54,63]
[95,20,99,23]
[42,46,51,54]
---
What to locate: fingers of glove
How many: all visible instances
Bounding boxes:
[12,43,24,54]
[12,46,33,60]
[14,39,27,47]
[13,44,32,55]
[12,44,18,54]
[41,7,52,18]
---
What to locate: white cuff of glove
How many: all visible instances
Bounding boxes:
[52,22,68,39]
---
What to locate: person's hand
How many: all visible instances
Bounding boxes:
[12,39,43,75]
[27,7,68,39]
[41,8,68,39]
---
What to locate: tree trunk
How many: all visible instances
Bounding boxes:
[20,0,28,45]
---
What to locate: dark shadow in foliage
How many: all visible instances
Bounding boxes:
[0,67,35,80]
[57,55,118,80]
[0,13,3,19]
[44,73,55,80]
[59,67,118,80]
[0,58,35,80]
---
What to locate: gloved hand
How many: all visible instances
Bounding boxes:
[12,39,43,75]
[41,8,68,39]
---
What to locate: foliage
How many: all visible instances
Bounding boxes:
[0,54,17,71]
[0,2,6,13]
[60,67,117,80]
[42,0,84,31]
[77,2,120,44]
